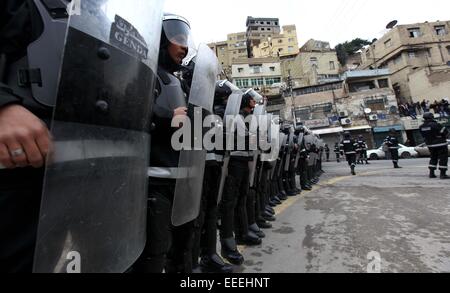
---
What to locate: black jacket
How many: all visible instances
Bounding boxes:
[384,136,400,150]
[0,0,51,120]
[420,120,449,148]
[340,138,357,155]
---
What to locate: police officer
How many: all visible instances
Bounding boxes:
[356,135,370,165]
[219,93,260,266]
[191,80,234,273]
[334,142,341,163]
[420,113,449,179]
[0,0,53,273]
[384,129,402,169]
[133,13,196,273]
[325,144,330,162]
[340,132,358,176]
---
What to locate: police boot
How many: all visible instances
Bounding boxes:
[366,160,370,165]
[236,231,262,246]
[200,254,234,274]
[440,170,450,180]
[257,218,273,229]
[249,223,266,239]
[394,162,402,169]
[265,206,275,216]
[301,184,312,191]
[429,170,437,179]
[262,210,276,222]
[220,238,244,266]
[351,166,356,176]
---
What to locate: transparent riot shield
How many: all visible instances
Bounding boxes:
[248,104,265,188]
[171,43,220,227]
[284,127,295,172]
[33,0,164,273]
[217,91,243,204]
[294,133,304,168]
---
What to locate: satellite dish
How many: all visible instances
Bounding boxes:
[364,108,372,114]
[386,20,398,29]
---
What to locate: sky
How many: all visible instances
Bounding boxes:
[164,0,450,47]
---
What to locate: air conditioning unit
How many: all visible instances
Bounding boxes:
[339,110,349,118]
[341,118,352,126]
[369,114,379,121]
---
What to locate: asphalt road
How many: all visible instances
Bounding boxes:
[239,158,450,273]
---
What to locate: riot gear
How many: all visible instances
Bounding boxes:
[420,117,449,179]
[340,134,358,176]
[384,132,402,169]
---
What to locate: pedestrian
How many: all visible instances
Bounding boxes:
[340,132,358,175]
[325,144,330,162]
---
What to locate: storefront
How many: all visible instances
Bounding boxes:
[373,125,404,148]
[311,127,344,161]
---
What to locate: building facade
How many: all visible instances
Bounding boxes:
[360,20,450,104]
[281,39,341,88]
[252,25,300,58]
[246,16,281,57]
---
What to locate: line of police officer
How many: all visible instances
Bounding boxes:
[0,1,326,273]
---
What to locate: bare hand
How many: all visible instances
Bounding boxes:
[174,107,187,117]
[0,104,52,169]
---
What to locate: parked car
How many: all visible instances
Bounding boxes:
[414,140,450,157]
[367,144,419,160]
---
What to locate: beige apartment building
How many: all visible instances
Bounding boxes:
[208,41,229,71]
[360,20,450,103]
[281,39,340,87]
[246,17,281,57]
[252,25,300,58]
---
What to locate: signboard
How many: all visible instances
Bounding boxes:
[304,118,330,129]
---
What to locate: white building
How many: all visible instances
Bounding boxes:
[231,57,282,90]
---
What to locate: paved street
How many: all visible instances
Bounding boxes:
[239,158,450,273]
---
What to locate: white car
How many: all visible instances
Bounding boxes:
[367,144,419,160]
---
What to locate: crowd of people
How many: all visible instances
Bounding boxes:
[399,99,450,119]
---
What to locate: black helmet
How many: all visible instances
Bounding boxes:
[423,112,435,121]
[215,80,239,100]
[344,131,351,138]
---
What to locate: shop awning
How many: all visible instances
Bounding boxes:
[312,127,344,136]
[343,125,372,131]
[373,125,403,133]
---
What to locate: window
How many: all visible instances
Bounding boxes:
[288,38,294,42]
[378,79,389,88]
[260,22,264,25]
[266,21,270,25]
[265,77,281,86]
[435,25,446,36]
[349,81,376,92]
[447,46,450,55]
[268,28,271,31]
[251,65,262,74]
[329,61,335,70]
[235,79,249,88]
[237,67,244,73]
[384,39,392,48]
[275,22,278,25]
[408,28,421,38]
[408,51,416,59]
[393,54,402,65]
[278,39,283,43]
[288,46,294,52]
[310,57,318,67]
[270,66,275,72]
[261,28,265,31]
[251,78,264,86]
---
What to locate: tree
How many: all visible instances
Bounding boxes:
[335,38,371,66]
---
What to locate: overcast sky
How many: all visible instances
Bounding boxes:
[164,0,450,47]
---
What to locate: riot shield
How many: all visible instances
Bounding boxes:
[171,43,220,227]
[284,127,295,172]
[33,0,164,273]
[277,133,288,177]
[294,133,304,168]
[248,104,266,188]
[217,90,243,204]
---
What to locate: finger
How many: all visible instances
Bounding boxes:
[0,143,15,169]
[35,129,52,161]
[20,137,44,168]
[6,141,28,167]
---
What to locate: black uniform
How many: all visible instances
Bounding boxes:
[0,0,52,273]
[334,143,341,162]
[420,119,449,178]
[340,136,358,175]
[384,135,401,168]
[325,145,330,162]
[356,139,369,164]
